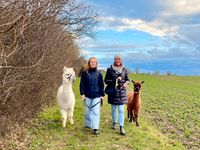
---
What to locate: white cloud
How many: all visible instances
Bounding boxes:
[80,49,91,55]
[161,0,200,16]
[75,37,96,48]
[99,17,179,37]
[120,18,179,37]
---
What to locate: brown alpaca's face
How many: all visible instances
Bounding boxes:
[131,80,144,93]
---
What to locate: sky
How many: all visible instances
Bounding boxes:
[79,0,200,76]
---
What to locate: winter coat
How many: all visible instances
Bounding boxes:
[80,69,105,99]
[104,65,129,105]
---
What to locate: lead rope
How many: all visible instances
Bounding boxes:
[84,98,103,108]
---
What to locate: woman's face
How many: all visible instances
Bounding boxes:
[90,58,97,69]
[114,58,121,67]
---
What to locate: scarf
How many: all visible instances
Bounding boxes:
[111,64,123,74]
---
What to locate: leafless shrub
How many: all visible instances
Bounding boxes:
[0,0,98,142]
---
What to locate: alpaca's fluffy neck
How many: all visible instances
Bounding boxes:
[133,92,140,100]
[63,81,73,91]
[133,92,140,107]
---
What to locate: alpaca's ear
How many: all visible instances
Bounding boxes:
[131,80,135,84]
[141,81,144,84]
[63,66,67,72]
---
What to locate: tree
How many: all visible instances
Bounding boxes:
[0,0,98,140]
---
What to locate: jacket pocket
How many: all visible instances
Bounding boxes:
[105,86,115,95]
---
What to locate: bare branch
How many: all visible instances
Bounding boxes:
[0,0,98,140]
[0,53,45,69]
[0,15,24,33]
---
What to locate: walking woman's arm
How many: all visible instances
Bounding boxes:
[124,68,130,85]
[80,72,85,96]
[99,73,105,97]
[104,68,114,85]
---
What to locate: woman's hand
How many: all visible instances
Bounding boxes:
[100,96,104,106]
[81,95,85,100]
[117,76,122,80]
[123,82,129,88]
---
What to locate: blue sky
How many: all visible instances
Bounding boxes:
[79,0,200,75]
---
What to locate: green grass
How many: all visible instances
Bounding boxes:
[129,74,200,149]
[28,74,200,150]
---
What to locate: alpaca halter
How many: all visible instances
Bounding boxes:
[66,74,76,80]
[66,74,72,79]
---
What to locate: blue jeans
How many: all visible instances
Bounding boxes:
[84,97,101,129]
[111,104,124,126]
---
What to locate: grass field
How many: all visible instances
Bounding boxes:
[28,74,200,150]
[131,74,200,149]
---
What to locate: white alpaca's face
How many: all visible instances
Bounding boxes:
[63,67,76,83]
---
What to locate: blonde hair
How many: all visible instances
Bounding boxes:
[86,57,98,71]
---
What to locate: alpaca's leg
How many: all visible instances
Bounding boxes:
[132,115,135,121]
[129,110,133,122]
[132,109,135,121]
[127,108,130,118]
[60,109,67,127]
[134,109,139,126]
[127,111,130,119]
[67,107,74,125]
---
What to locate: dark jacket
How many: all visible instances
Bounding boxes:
[80,69,105,99]
[104,65,129,105]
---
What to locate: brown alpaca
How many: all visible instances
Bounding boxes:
[127,80,144,126]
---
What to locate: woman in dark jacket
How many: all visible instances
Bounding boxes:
[80,57,104,135]
[104,54,129,135]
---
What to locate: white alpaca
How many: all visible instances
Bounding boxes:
[57,67,76,127]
